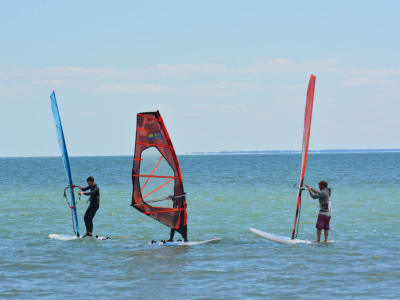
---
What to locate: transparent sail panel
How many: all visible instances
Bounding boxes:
[139,147,175,209]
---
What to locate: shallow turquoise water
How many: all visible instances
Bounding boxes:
[0,153,399,299]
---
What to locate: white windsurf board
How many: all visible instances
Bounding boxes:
[150,238,221,246]
[49,234,111,241]
[249,228,311,245]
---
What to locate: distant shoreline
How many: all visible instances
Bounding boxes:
[1,148,400,158]
[189,149,400,155]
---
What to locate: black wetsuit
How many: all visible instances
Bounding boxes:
[169,226,188,242]
[82,184,100,233]
[169,206,188,242]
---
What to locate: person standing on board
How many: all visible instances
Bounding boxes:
[168,225,188,243]
[78,176,100,237]
[168,197,188,242]
[306,181,331,243]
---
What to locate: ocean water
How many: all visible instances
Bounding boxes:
[0,153,399,299]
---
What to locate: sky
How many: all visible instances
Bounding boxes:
[0,0,399,156]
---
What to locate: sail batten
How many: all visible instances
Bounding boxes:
[131,111,187,234]
[291,75,316,239]
[50,91,80,237]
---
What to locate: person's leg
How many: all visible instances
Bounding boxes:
[168,229,175,242]
[316,229,322,242]
[324,229,329,242]
[323,216,330,242]
[89,205,99,233]
[181,225,188,242]
[316,214,323,242]
[84,207,92,235]
[84,205,97,235]
[178,210,188,242]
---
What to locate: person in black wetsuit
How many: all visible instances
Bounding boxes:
[169,226,188,242]
[78,176,100,237]
[167,197,188,242]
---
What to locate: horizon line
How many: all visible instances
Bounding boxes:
[1,148,400,158]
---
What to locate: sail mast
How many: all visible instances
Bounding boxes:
[291,75,316,239]
[50,91,80,237]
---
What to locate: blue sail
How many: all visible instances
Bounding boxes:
[50,91,80,236]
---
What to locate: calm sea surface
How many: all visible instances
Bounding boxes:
[0,153,399,299]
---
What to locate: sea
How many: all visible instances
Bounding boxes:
[0,152,399,299]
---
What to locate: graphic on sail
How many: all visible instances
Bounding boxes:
[131,111,187,235]
[291,74,316,239]
[50,91,80,237]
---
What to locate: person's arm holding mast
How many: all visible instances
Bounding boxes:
[306,185,320,199]
[82,185,99,197]
[79,186,90,192]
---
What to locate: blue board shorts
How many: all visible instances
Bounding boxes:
[316,214,331,230]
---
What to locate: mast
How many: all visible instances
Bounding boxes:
[50,91,80,237]
[291,75,316,239]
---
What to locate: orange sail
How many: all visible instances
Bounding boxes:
[291,75,316,239]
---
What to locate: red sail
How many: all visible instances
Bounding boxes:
[291,74,316,239]
[131,111,187,234]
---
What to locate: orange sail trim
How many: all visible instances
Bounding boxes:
[135,142,173,148]
[140,156,163,193]
[142,178,175,200]
[144,208,185,215]
[132,174,179,179]
[291,74,316,239]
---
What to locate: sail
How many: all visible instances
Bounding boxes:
[131,111,187,234]
[291,75,316,239]
[50,91,80,237]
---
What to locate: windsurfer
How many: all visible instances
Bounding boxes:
[168,204,188,242]
[78,176,100,237]
[168,226,188,242]
[306,181,331,243]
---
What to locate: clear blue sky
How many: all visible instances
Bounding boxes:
[1,1,399,156]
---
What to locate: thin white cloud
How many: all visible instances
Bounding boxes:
[33,79,69,87]
[346,68,400,77]
[340,77,390,87]
[3,59,400,84]
[216,81,264,91]
[39,66,120,79]
[152,63,227,76]
[181,81,267,98]
[193,103,247,112]
[1,60,400,99]
[242,58,296,74]
[1,66,119,80]
[94,83,170,94]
